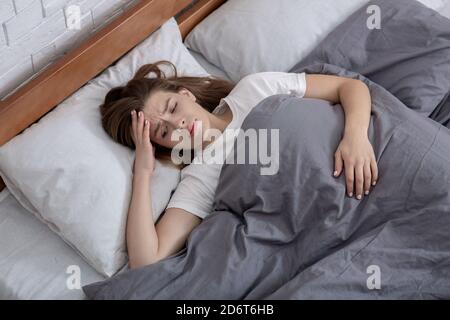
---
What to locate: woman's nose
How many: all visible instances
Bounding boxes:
[179,118,186,129]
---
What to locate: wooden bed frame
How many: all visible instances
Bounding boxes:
[0,0,225,192]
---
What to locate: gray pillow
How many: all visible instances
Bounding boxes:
[291,0,450,116]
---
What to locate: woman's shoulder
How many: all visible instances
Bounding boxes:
[238,71,293,84]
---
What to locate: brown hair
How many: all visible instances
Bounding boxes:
[100,60,234,162]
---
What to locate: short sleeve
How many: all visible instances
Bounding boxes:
[223,72,307,117]
[166,162,221,219]
[247,71,307,98]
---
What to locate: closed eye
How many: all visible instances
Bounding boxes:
[171,102,177,113]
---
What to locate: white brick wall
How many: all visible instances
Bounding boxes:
[0,0,139,99]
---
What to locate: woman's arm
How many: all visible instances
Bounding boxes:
[127,170,158,268]
[127,110,201,269]
[304,74,378,199]
[127,173,201,268]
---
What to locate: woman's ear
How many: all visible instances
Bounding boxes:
[178,88,196,102]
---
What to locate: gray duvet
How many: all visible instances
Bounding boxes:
[83,62,450,299]
[83,0,450,299]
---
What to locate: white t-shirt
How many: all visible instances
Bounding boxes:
[166,72,307,219]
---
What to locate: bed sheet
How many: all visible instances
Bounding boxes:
[0,188,105,299]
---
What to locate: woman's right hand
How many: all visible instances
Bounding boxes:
[131,110,156,175]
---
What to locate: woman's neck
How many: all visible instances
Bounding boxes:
[210,104,233,133]
[201,106,233,150]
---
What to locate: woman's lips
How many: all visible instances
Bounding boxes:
[189,121,195,136]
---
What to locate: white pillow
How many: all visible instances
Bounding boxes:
[416,0,447,11]
[184,0,447,83]
[184,0,372,83]
[0,18,209,277]
[442,1,450,18]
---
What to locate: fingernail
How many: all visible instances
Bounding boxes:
[348,192,353,197]
[145,120,148,125]
[357,194,362,200]
[372,181,377,186]
[365,190,369,195]
[333,170,338,177]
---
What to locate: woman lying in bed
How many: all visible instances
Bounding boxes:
[100,60,378,269]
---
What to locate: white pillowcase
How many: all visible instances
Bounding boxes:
[416,0,447,11]
[443,1,450,18]
[184,0,448,83]
[184,0,371,83]
[0,18,209,277]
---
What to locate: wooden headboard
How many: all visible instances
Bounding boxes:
[0,0,225,192]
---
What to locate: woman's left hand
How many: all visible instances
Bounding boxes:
[333,134,378,200]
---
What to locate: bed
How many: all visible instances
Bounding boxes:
[1,0,450,300]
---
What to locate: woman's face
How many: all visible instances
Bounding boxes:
[142,88,211,150]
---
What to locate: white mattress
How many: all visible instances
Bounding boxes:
[0,188,105,299]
